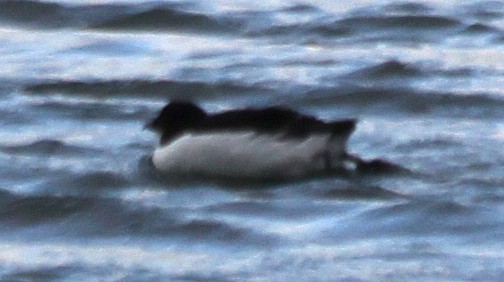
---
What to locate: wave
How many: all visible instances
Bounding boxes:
[24,77,504,119]
[461,1,504,19]
[320,185,403,200]
[247,15,460,42]
[296,85,504,117]
[320,198,497,241]
[91,7,242,33]
[0,0,237,34]
[457,177,504,192]
[24,79,263,100]
[2,0,499,45]
[384,2,432,14]
[347,60,423,79]
[345,60,476,81]
[0,189,97,225]
[204,199,343,220]
[1,139,100,156]
[245,22,351,39]
[245,14,468,43]
[40,171,132,196]
[2,266,74,282]
[0,0,66,28]
[395,137,462,152]
[281,3,320,13]
[28,99,149,121]
[0,0,134,28]
[337,15,460,30]
[463,23,500,34]
[0,189,275,244]
[358,198,498,236]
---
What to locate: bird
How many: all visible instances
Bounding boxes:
[145,101,359,181]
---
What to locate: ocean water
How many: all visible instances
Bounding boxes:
[1,0,504,281]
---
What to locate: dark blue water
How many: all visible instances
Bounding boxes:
[1,0,504,280]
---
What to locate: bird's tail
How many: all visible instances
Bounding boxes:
[329,119,357,139]
[325,119,357,168]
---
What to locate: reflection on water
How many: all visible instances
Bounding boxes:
[1,0,504,280]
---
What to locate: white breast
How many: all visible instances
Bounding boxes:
[152,131,348,180]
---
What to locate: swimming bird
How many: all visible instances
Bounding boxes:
[146,101,359,181]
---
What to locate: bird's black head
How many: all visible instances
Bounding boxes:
[146,101,207,144]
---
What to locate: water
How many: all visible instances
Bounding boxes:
[1,0,504,280]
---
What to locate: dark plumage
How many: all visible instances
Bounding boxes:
[146,101,357,145]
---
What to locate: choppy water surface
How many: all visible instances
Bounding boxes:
[1,0,504,280]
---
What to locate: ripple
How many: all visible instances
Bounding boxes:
[24,79,264,100]
[0,190,97,225]
[91,7,242,34]
[40,171,132,196]
[296,86,504,117]
[395,137,462,152]
[463,23,500,34]
[336,15,460,30]
[346,60,422,79]
[0,189,276,245]
[320,185,403,200]
[384,2,433,14]
[0,0,66,28]
[1,139,100,156]
[356,199,491,236]
[1,266,75,282]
